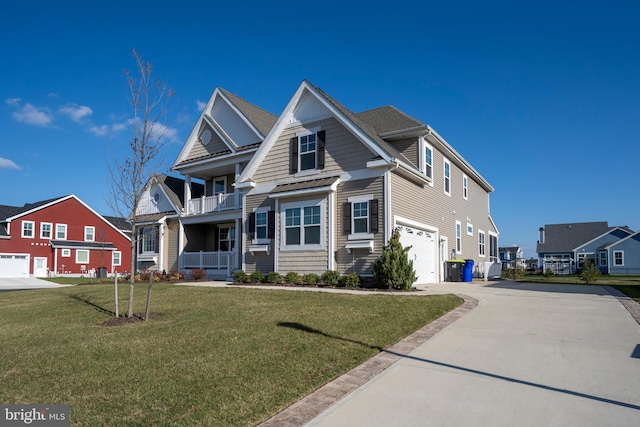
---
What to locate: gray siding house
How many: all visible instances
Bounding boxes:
[599,231,640,275]
[234,80,500,283]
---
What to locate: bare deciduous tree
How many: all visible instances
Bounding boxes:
[107,49,175,318]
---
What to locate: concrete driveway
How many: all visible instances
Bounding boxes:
[303,281,640,427]
[0,277,71,291]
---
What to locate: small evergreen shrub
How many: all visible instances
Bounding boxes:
[266,271,282,284]
[343,273,360,288]
[373,230,417,290]
[249,271,265,283]
[285,271,300,284]
[544,268,554,278]
[234,270,248,283]
[302,273,320,285]
[579,259,601,284]
[322,270,341,286]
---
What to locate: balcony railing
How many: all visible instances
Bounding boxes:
[182,250,237,277]
[186,193,242,215]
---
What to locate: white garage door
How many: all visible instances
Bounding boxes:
[0,254,30,278]
[398,226,437,284]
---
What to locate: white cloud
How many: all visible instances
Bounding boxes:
[59,104,93,123]
[5,98,21,106]
[12,103,53,126]
[89,125,109,136]
[196,100,206,111]
[0,157,21,170]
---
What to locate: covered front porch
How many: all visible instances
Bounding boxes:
[180,220,241,280]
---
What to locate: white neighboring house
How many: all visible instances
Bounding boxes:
[134,174,203,274]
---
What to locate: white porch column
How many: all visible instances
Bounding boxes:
[235,163,241,209]
[184,174,192,215]
[178,221,184,271]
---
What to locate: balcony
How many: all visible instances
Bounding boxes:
[186,193,242,216]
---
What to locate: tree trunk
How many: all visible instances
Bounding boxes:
[144,272,153,321]
[128,227,136,318]
[114,272,119,317]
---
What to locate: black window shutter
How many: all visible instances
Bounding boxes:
[343,202,351,235]
[370,199,379,233]
[248,212,256,240]
[289,137,298,174]
[267,210,276,239]
[155,227,160,252]
[317,130,326,170]
[138,228,143,253]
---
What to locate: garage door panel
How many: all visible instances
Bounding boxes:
[0,254,30,278]
[398,226,437,284]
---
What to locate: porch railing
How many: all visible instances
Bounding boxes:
[182,250,237,278]
[187,193,242,215]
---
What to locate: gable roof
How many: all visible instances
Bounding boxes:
[0,195,131,241]
[237,80,430,188]
[173,87,277,168]
[603,230,640,250]
[154,173,204,211]
[536,222,617,253]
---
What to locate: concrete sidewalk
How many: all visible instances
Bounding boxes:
[0,277,72,290]
[299,281,640,426]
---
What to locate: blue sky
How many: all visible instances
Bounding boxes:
[1,1,638,258]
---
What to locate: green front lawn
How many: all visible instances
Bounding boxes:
[0,283,461,426]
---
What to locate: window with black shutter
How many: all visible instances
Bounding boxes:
[290,130,325,174]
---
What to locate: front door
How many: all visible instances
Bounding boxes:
[33,257,48,277]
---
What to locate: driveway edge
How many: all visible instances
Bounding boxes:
[603,286,640,325]
[259,293,478,427]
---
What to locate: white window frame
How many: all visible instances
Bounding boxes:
[84,226,95,242]
[213,176,227,195]
[467,223,473,236]
[613,250,624,266]
[463,174,468,200]
[141,226,158,254]
[253,208,271,244]
[444,159,451,196]
[419,137,434,183]
[218,224,236,252]
[348,195,374,240]
[76,249,89,264]
[22,220,35,238]
[455,220,462,254]
[40,222,52,239]
[295,127,321,176]
[478,230,486,257]
[56,224,67,240]
[599,251,607,266]
[61,249,71,257]
[280,198,326,251]
[113,251,121,266]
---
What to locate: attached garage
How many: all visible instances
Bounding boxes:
[396,222,437,284]
[0,253,30,278]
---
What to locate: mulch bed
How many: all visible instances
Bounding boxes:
[228,282,421,292]
[100,313,163,327]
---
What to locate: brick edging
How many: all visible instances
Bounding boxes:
[603,286,640,325]
[259,294,478,427]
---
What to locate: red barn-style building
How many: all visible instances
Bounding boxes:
[0,195,131,278]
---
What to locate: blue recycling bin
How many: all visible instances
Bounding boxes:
[462,259,475,282]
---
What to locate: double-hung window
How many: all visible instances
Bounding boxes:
[281,199,325,250]
[478,230,486,257]
[289,129,325,174]
[22,221,35,238]
[56,224,67,240]
[444,160,451,196]
[463,174,468,200]
[420,139,434,181]
[85,226,95,242]
[76,250,89,264]
[343,195,379,239]
[41,222,52,239]
[113,251,121,266]
[614,251,624,266]
[455,221,462,254]
[140,227,158,253]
